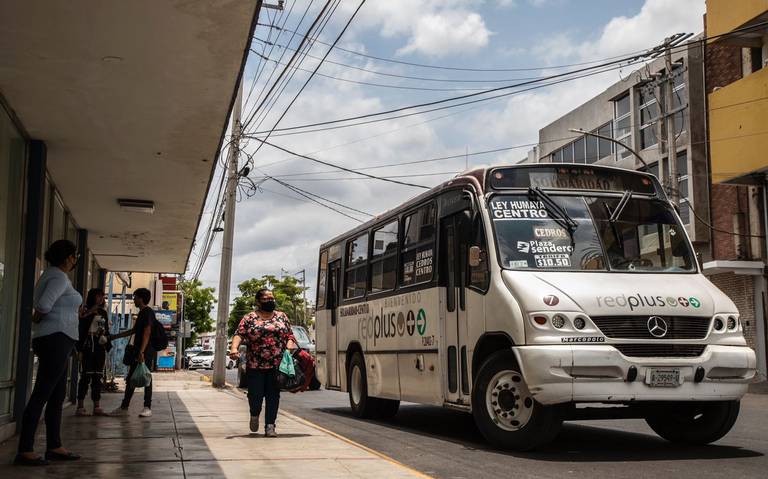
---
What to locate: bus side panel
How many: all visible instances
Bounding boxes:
[366,353,401,400]
[398,352,443,405]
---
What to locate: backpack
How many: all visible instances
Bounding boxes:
[150,316,169,351]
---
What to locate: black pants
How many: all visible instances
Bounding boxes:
[246,368,280,424]
[77,339,107,403]
[18,333,75,454]
[120,352,155,409]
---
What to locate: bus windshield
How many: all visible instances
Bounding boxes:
[489,194,696,273]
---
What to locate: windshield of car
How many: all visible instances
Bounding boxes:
[489,194,695,273]
[291,326,312,348]
[195,351,214,357]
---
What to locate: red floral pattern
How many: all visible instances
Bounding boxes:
[237,311,296,370]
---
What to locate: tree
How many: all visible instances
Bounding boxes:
[227,275,308,336]
[179,279,216,345]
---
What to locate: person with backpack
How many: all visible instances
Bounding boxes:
[111,288,158,418]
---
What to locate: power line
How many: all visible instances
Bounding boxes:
[241,0,335,131]
[253,138,429,188]
[249,0,368,159]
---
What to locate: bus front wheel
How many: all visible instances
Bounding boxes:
[348,352,400,419]
[645,400,740,445]
[472,350,562,451]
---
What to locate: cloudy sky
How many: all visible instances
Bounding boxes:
[189,0,706,310]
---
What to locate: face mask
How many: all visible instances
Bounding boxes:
[260,300,277,312]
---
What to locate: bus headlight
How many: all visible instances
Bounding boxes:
[551,315,566,329]
[713,316,725,331]
[573,317,586,330]
[727,316,738,330]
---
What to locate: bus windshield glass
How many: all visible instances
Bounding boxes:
[490,194,695,273]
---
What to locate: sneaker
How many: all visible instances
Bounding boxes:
[75,407,89,416]
[93,407,108,416]
[249,416,259,433]
[110,407,130,417]
[138,407,152,418]
[265,424,277,438]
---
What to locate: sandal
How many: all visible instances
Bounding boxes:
[45,450,81,461]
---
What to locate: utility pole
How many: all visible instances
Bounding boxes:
[664,36,680,206]
[212,81,242,388]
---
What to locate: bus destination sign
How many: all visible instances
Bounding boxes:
[490,166,656,195]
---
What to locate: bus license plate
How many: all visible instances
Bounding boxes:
[648,368,681,387]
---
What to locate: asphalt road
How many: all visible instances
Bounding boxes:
[197,368,768,478]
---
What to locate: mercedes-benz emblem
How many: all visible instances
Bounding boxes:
[647,316,668,338]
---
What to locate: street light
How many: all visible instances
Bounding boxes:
[568,128,649,169]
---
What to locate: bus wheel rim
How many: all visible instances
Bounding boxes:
[485,370,534,432]
[351,365,363,405]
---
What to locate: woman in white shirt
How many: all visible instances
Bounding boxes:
[15,240,82,467]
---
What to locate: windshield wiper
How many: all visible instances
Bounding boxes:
[528,187,578,235]
[610,190,633,223]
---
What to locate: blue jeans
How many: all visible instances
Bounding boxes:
[247,368,280,424]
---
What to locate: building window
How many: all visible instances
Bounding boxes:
[344,233,368,299]
[638,86,660,149]
[573,137,586,163]
[370,221,398,293]
[613,93,632,159]
[676,151,690,224]
[597,122,613,160]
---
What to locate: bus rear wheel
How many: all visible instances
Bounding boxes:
[645,400,740,445]
[348,352,400,419]
[472,350,562,451]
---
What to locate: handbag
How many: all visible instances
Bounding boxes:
[130,362,152,388]
[277,350,305,391]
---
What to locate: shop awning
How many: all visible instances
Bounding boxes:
[0,0,261,273]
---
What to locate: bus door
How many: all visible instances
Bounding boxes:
[326,260,341,388]
[440,211,471,404]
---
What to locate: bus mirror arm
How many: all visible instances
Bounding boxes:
[469,246,484,268]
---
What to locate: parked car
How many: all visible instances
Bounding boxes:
[183,347,203,368]
[291,325,315,355]
[188,350,214,370]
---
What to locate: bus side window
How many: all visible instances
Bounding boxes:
[317,250,328,309]
[401,203,437,287]
[468,214,490,292]
[344,233,369,299]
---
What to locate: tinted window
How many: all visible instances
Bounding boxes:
[347,233,368,266]
[372,221,398,257]
[370,221,398,293]
[401,204,436,287]
[403,204,436,247]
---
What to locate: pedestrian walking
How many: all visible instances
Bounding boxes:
[229,289,297,437]
[111,288,156,418]
[75,288,111,416]
[15,240,82,466]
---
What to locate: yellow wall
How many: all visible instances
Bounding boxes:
[707,0,768,40]
[709,67,768,183]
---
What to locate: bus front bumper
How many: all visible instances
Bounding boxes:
[512,344,756,405]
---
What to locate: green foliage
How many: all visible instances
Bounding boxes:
[179,279,216,345]
[228,275,308,336]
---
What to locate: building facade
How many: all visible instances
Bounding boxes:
[704,0,768,381]
[0,1,261,443]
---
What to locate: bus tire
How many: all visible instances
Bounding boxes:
[472,350,562,451]
[348,352,376,419]
[374,398,400,419]
[645,400,740,445]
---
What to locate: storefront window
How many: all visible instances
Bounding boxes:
[0,104,26,421]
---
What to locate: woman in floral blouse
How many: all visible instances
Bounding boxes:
[229,289,296,437]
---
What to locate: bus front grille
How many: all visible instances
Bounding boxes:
[613,344,706,358]
[591,316,711,340]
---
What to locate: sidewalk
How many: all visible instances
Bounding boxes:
[0,371,428,478]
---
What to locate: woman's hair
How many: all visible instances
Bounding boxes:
[44,239,77,267]
[256,288,272,301]
[85,288,105,309]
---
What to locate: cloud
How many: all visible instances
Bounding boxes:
[341,0,492,57]
[397,11,490,57]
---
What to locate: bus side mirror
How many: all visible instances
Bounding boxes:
[469,246,483,267]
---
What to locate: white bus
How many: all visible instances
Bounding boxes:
[315,164,756,450]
